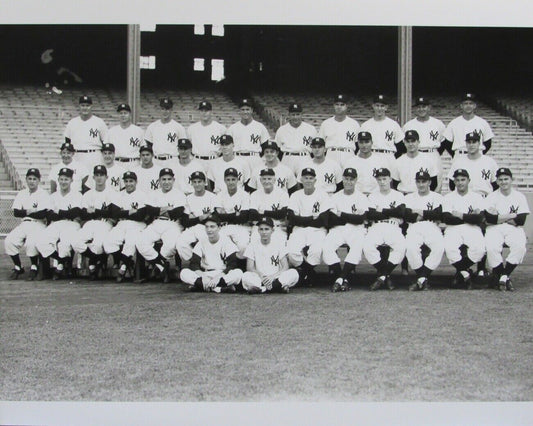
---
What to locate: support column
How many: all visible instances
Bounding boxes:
[127,24,141,124]
[398,26,412,126]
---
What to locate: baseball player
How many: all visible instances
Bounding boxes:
[132,145,161,193]
[71,165,117,280]
[214,167,251,259]
[5,168,51,280]
[342,131,397,195]
[403,171,445,291]
[48,141,89,193]
[64,95,108,169]
[187,100,226,166]
[102,171,148,281]
[363,168,406,291]
[207,134,250,193]
[318,94,360,166]
[249,168,289,243]
[276,102,316,174]
[144,97,187,168]
[360,94,404,159]
[35,167,83,280]
[172,138,207,195]
[403,97,446,187]
[442,169,486,289]
[227,98,270,169]
[180,215,244,293]
[105,103,143,169]
[135,168,187,283]
[322,168,370,292]
[242,216,299,294]
[297,137,342,195]
[287,167,332,286]
[484,168,530,291]
[85,143,125,192]
[247,141,298,193]
[440,93,494,157]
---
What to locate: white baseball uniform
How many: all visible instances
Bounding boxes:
[297,158,342,194]
[394,153,439,194]
[276,121,316,174]
[319,116,360,164]
[214,188,251,256]
[86,163,126,192]
[187,120,226,159]
[447,154,498,196]
[249,187,289,243]
[105,124,143,169]
[171,159,207,195]
[443,115,494,152]
[131,165,161,193]
[48,160,89,193]
[360,117,404,154]
[403,116,445,175]
[64,115,108,168]
[207,156,250,193]
[227,119,270,169]
[144,119,187,166]
[342,154,397,194]
[248,161,297,192]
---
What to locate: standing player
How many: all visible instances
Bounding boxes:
[207,134,250,193]
[442,169,486,289]
[363,168,406,290]
[484,168,530,291]
[287,167,332,286]
[172,138,207,195]
[242,217,299,294]
[64,95,108,169]
[132,145,161,193]
[440,93,494,157]
[322,168,370,292]
[276,102,316,174]
[105,103,143,169]
[403,171,445,291]
[144,97,187,168]
[297,137,342,195]
[180,215,244,293]
[318,94,360,166]
[187,100,226,166]
[48,141,89,193]
[360,94,404,159]
[5,168,51,280]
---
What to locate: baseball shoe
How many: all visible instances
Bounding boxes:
[220,284,236,294]
[27,267,38,281]
[498,280,507,292]
[161,263,171,284]
[505,278,515,292]
[451,272,461,288]
[340,278,351,292]
[331,278,343,293]
[401,268,409,276]
[370,276,385,291]
[408,280,420,291]
[88,264,99,281]
[385,275,394,290]
[464,271,473,290]
[52,268,63,281]
[281,285,290,294]
[116,264,127,283]
[188,278,203,292]
[247,287,263,295]
[302,269,317,287]
[476,269,486,278]
[9,267,25,280]
[420,277,430,291]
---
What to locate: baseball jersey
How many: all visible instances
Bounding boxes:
[342,154,397,194]
[48,160,89,193]
[192,235,238,271]
[132,165,161,193]
[275,121,317,153]
[147,187,187,216]
[86,163,126,192]
[288,188,333,220]
[82,187,116,215]
[105,124,144,159]
[172,159,207,195]
[185,191,217,217]
[394,153,439,194]
[447,155,498,195]
[244,238,288,276]
[443,115,494,151]
[442,190,486,218]
[485,189,530,220]
[187,120,227,157]
[360,117,404,152]
[403,117,445,150]
[50,189,83,215]
[64,115,108,150]
[227,120,270,153]
[248,161,297,191]
[207,156,250,193]
[117,188,148,214]
[367,189,405,226]
[144,119,187,156]
[297,158,342,194]
[12,187,52,222]
[250,187,289,225]
[214,188,250,215]
[330,190,371,227]
[319,116,360,149]
[404,191,444,222]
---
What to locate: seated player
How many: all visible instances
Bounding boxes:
[242,217,299,294]
[5,168,51,280]
[322,167,370,292]
[403,171,445,291]
[484,168,530,291]
[363,168,406,291]
[180,215,244,293]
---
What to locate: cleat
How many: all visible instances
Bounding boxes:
[385,276,394,290]
[408,281,420,291]
[88,265,99,281]
[464,274,473,290]
[52,269,63,281]
[220,284,236,293]
[420,278,430,291]
[281,285,290,294]
[505,279,514,292]
[477,269,485,278]
[162,263,171,284]
[370,276,385,291]
[10,267,25,280]
[340,278,351,292]
[27,268,38,281]
[331,278,343,293]
[247,287,263,295]
[116,264,127,283]
[498,281,507,292]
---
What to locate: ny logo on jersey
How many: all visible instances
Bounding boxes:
[89,128,99,138]
[129,137,140,147]
[150,180,159,190]
[346,131,356,142]
[389,201,397,208]
[111,177,120,187]
[303,136,312,147]
[277,177,287,188]
[510,205,519,214]
[468,205,474,214]
[202,207,211,214]
[385,130,394,141]
[131,202,139,209]
[250,134,261,144]
[351,204,358,214]
[167,133,177,143]
[312,202,320,213]
[372,167,379,177]
[67,204,72,210]
[32,202,38,208]
[102,202,107,209]
[473,129,482,138]
[419,167,429,174]
[481,169,491,180]
[324,173,335,184]
[220,253,227,262]
[237,171,243,181]
[270,255,280,267]
[271,202,280,211]
[429,130,439,141]
[426,202,434,210]
[210,135,221,145]
[234,204,241,213]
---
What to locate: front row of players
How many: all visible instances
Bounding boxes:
[5,162,529,292]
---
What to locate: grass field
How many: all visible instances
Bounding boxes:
[1,251,532,402]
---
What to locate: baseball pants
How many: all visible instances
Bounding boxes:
[485,224,527,268]
[35,220,81,258]
[4,220,47,257]
[136,219,182,261]
[180,268,243,291]
[327,148,355,169]
[235,152,263,170]
[154,157,177,169]
[287,226,327,266]
[363,222,406,265]
[444,224,485,264]
[75,151,104,170]
[281,152,308,176]
[405,222,444,270]
[103,220,146,257]
[322,225,367,265]
[241,269,299,292]
[174,224,206,261]
[72,220,114,255]
[219,224,251,258]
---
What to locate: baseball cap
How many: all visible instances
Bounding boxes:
[462,93,476,102]
[59,167,74,178]
[310,137,326,147]
[159,167,174,178]
[288,103,302,113]
[123,171,137,181]
[496,167,513,178]
[219,135,234,145]
[259,168,275,176]
[117,103,131,112]
[261,140,280,151]
[79,95,92,105]
[26,168,41,179]
[101,143,115,152]
[374,167,391,177]
[139,144,153,154]
[239,98,253,108]
[204,213,221,225]
[343,168,357,178]
[190,171,206,181]
[465,132,481,142]
[198,100,212,111]
[160,97,173,109]
[415,170,431,181]
[453,169,470,178]
[334,94,347,103]
[373,94,388,104]
[301,167,316,177]
[224,167,239,178]
[93,165,107,175]
[257,216,274,228]
[414,96,430,106]
[357,131,372,141]
[60,142,75,152]
[404,130,420,141]
[177,138,193,149]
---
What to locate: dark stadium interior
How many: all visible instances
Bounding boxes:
[1,25,533,95]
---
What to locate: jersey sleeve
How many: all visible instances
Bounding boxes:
[334,162,343,184]
[144,123,154,143]
[63,120,72,139]
[12,191,24,210]
[243,242,255,261]
[286,167,298,188]
[394,122,405,143]
[223,237,239,258]
[98,118,108,142]
[192,240,204,258]
[489,158,498,182]
[482,120,495,141]
[443,121,454,142]
[320,191,334,212]
[260,123,270,142]
[517,192,531,214]
[287,192,299,213]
